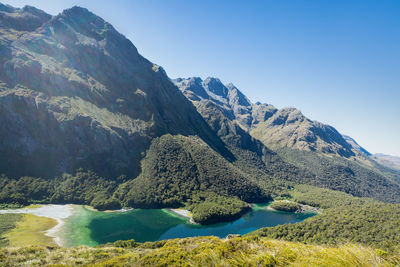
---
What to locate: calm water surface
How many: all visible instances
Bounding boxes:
[61,204,315,247]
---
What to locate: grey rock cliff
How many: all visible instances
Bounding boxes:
[0,5,228,178]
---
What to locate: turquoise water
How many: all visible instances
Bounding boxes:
[61,205,315,247]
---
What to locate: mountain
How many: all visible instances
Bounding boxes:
[173,77,316,193]
[174,77,359,158]
[373,154,400,171]
[0,5,232,179]
[1,3,400,218]
[174,77,400,203]
[0,4,269,216]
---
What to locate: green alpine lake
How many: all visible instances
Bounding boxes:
[60,204,315,247]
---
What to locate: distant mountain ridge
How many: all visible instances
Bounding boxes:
[174,77,362,158]
[373,154,400,171]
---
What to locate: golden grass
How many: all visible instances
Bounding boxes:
[0,236,398,266]
[4,214,57,247]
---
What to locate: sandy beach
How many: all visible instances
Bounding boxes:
[84,205,134,213]
[169,208,197,224]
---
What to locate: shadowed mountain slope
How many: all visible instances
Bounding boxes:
[0,5,231,179]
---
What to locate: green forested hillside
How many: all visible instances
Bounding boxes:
[116,134,268,223]
[0,171,121,210]
[252,185,400,250]
[120,134,267,207]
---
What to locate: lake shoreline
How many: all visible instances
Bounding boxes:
[252,201,321,214]
[0,204,75,247]
[1,203,316,247]
[166,208,197,224]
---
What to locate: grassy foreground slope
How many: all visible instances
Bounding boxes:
[0,236,398,266]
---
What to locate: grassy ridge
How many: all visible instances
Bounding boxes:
[0,236,397,266]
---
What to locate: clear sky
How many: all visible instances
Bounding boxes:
[4,0,400,156]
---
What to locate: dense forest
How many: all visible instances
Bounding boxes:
[185,193,250,224]
[269,201,301,212]
[252,185,400,250]
[0,171,121,210]
[0,135,269,223]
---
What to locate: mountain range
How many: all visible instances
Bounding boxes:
[0,3,400,222]
[174,77,361,158]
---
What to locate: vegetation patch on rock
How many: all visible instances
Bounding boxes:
[269,201,301,212]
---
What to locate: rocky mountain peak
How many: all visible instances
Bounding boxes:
[0,4,229,178]
[175,76,368,158]
[203,77,228,97]
[226,83,251,107]
[173,77,209,101]
[58,6,116,39]
[47,6,128,48]
[0,2,52,31]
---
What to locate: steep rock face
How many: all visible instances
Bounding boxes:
[0,5,228,178]
[175,77,359,158]
[343,135,371,157]
[174,77,253,129]
[0,4,51,32]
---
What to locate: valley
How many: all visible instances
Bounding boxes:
[0,2,399,266]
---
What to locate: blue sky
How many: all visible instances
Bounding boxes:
[4,0,400,156]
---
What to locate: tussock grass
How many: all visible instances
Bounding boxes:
[4,214,57,247]
[0,236,398,266]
